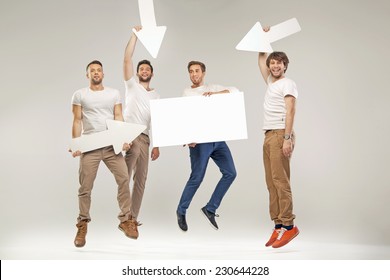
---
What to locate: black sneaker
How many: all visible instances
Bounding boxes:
[177,211,188,231]
[201,207,219,230]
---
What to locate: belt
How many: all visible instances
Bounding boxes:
[264,129,285,134]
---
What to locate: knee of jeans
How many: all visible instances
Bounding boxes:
[189,174,204,185]
[223,169,237,181]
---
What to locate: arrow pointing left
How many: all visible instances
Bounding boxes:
[134,0,166,58]
[70,120,146,154]
[236,18,301,52]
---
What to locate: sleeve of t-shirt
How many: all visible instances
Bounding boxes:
[124,77,137,94]
[71,90,81,106]
[114,89,122,105]
[283,79,298,99]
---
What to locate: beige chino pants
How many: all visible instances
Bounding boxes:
[125,133,150,219]
[77,146,131,223]
[263,129,296,226]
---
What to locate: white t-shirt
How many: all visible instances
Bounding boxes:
[123,77,160,135]
[183,84,238,97]
[71,87,121,135]
[263,76,298,130]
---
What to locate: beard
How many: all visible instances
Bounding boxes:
[138,75,152,83]
[91,76,103,85]
[191,78,202,86]
[270,70,284,79]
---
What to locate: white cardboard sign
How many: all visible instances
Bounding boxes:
[150,92,248,147]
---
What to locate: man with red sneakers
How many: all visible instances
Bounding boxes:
[258,27,300,248]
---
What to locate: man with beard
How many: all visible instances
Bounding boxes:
[123,26,160,237]
[258,26,300,248]
[176,61,238,232]
[70,60,138,247]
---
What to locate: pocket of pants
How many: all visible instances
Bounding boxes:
[276,134,284,149]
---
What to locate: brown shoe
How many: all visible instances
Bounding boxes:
[74,220,88,247]
[119,219,139,239]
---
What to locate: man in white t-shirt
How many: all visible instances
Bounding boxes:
[123,26,160,235]
[176,61,238,232]
[70,60,138,248]
[258,37,300,248]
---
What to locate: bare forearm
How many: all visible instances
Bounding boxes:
[258,52,267,66]
[124,34,137,62]
[258,52,269,83]
[114,104,124,121]
[123,33,137,80]
[203,89,230,96]
[215,89,230,94]
[114,114,124,122]
[284,108,295,135]
[72,120,82,138]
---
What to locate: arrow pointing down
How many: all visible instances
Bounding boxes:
[134,0,166,58]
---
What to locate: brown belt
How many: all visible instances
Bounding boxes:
[265,129,285,134]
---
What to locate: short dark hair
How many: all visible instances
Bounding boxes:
[137,59,153,73]
[266,52,289,73]
[187,61,206,72]
[86,60,103,72]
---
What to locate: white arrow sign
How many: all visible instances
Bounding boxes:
[134,0,166,58]
[70,120,146,154]
[236,18,301,52]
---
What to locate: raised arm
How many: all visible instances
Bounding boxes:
[258,26,271,83]
[123,26,142,81]
[258,52,270,83]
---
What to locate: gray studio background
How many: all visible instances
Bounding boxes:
[1,0,389,258]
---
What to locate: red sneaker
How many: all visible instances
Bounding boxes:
[265,229,280,247]
[272,226,299,248]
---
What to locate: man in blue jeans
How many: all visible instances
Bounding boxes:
[176,61,237,231]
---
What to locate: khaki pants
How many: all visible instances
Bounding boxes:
[125,133,150,219]
[77,146,131,223]
[263,129,296,226]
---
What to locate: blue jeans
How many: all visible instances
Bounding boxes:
[177,141,237,215]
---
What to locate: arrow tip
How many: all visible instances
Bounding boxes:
[134,26,167,58]
[236,22,273,53]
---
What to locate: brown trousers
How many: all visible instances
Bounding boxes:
[125,133,150,219]
[263,129,296,226]
[77,146,131,223]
